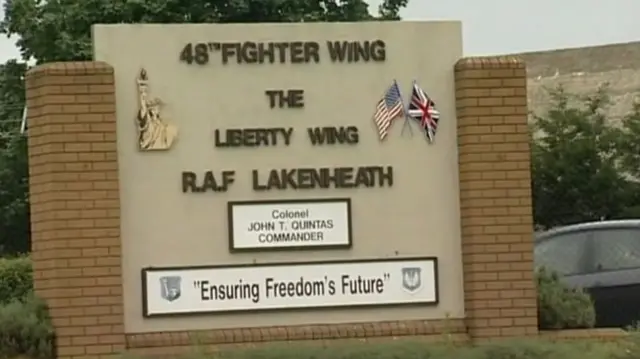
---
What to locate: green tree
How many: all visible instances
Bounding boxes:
[0,0,410,254]
[614,101,640,218]
[619,102,640,178]
[531,85,632,229]
[0,60,29,255]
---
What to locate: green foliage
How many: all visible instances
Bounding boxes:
[619,102,640,179]
[0,60,29,256]
[0,134,29,255]
[0,294,54,359]
[0,257,52,359]
[0,255,32,304]
[536,266,596,330]
[531,85,633,229]
[617,102,640,219]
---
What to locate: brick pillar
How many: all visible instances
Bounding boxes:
[454,57,538,338]
[26,62,125,358]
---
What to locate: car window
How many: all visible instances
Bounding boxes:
[534,232,590,276]
[592,228,640,271]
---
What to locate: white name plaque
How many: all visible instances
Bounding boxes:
[227,198,352,250]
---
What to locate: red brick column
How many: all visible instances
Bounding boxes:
[26,62,125,358]
[454,56,538,338]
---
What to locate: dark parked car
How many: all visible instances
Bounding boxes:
[534,220,640,328]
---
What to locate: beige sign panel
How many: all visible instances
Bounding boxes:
[92,21,464,333]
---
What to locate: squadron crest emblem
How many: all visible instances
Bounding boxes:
[401,267,422,293]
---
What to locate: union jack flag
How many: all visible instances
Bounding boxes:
[407,81,440,143]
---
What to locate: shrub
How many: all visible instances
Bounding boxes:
[537,266,596,329]
[0,256,54,359]
[0,294,54,359]
[0,255,33,304]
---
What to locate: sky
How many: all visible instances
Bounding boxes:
[0,0,639,62]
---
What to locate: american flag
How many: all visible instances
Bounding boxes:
[407,82,440,143]
[373,81,405,141]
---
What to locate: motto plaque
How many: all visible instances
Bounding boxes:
[142,257,438,317]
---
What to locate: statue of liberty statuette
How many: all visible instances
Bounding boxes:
[136,69,178,151]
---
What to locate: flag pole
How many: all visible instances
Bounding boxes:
[414,80,431,143]
[20,106,27,134]
[399,80,413,137]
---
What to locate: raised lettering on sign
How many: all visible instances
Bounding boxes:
[252,166,393,191]
[178,40,387,65]
[182,171,235,193]
[221,42,320,64]
[265,89,304,109]
[307,126,358,145]
[326,40,386,63]
[179,42,321,65]
[214,128,293,148]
